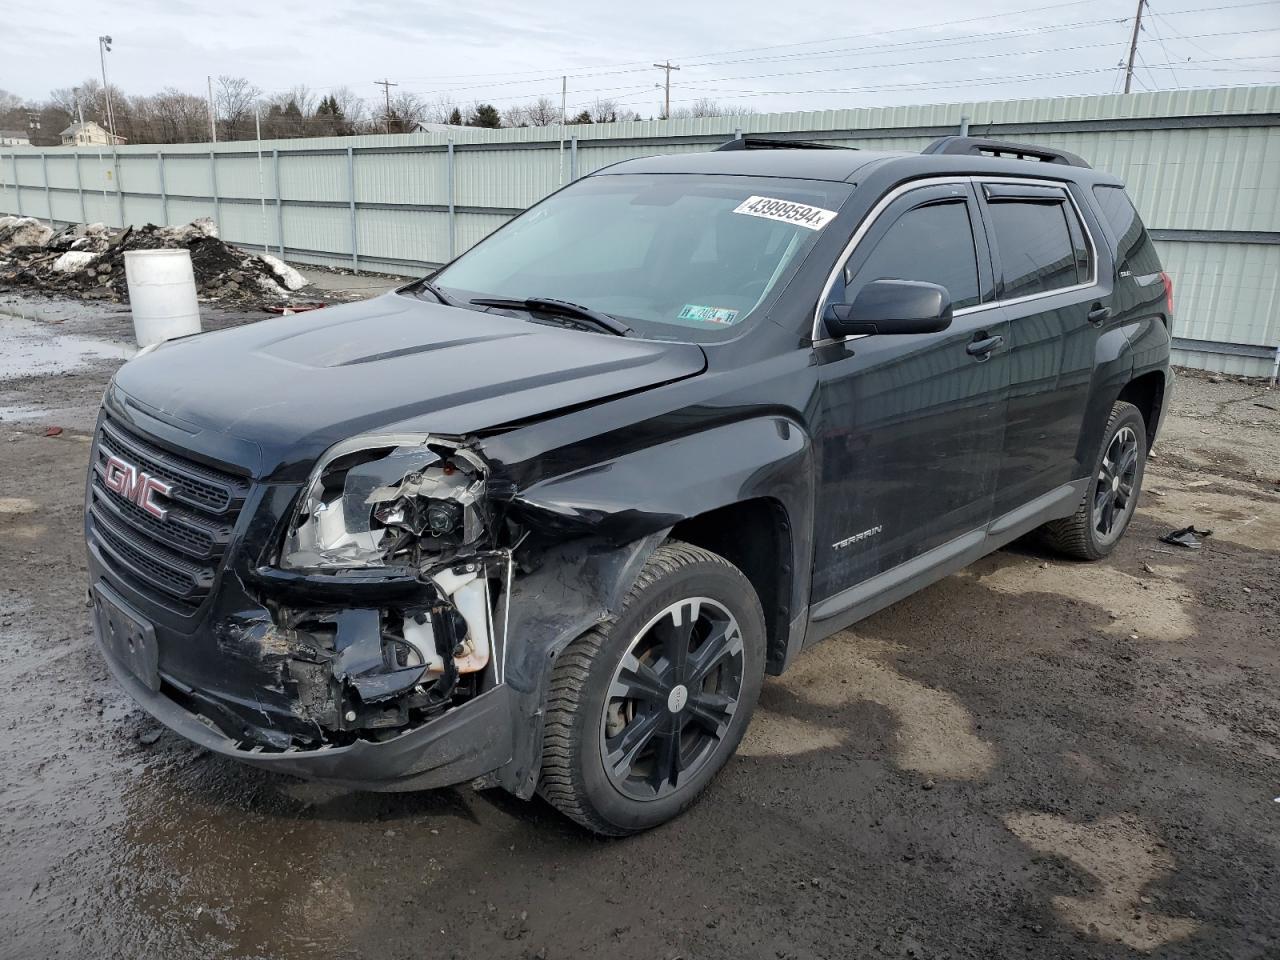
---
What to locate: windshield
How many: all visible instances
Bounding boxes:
[432,173,853,341]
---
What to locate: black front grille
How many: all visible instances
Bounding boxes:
[88,414,250,612]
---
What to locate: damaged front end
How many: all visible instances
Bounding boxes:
[229,435,515,752]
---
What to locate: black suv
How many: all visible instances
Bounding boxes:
[87,136,1172,835]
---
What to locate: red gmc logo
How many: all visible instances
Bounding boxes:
[103,454,173,520]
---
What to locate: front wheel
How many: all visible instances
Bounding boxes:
[1042,400,1148,560]
[538,542,766,836]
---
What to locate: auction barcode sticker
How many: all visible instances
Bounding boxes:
[733,196,837,231]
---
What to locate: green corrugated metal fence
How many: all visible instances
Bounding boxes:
[2,85,1277,375]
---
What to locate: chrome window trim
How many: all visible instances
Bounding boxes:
[811,174,1100,345]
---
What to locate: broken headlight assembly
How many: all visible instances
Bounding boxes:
[274,436,506,722]
[282,434,489,571]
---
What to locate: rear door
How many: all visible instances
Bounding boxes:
[810,180,1009,603]
[976,180,1109,515]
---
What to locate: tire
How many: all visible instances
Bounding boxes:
[538,541,766,836]
[1042,400,1148,561]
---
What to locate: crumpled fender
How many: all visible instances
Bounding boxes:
[481,415,814,796]
[502,416,813,548]
[489,531,668,798]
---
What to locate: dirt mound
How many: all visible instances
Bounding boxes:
[0,218,309,304]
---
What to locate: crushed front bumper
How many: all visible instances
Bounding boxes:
[92,581,517,792]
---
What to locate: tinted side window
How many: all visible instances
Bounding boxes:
[987,199,1078,298]
[1092,185,1163,277]
[846,200,981,309]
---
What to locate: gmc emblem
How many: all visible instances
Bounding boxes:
[103,454,173,520]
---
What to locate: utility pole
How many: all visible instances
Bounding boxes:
[653,61,680,119]
[1123,0,1147,94]
[375,79,399,133]
[98,36,116,140]
[207,75,217,143]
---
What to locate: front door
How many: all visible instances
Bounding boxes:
[811,181,1010,603]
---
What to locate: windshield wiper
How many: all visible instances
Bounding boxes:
[404,277,458,306]
[469,296,632,337]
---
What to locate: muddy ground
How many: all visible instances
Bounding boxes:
[0,287,1276,960]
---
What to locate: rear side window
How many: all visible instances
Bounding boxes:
[845,199,981,309]
[986,199,1080,298]
[1092,185,1163,277]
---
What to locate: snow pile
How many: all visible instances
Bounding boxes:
[53,250,97,273]
[260,253,308,291]
[0,217,54,253]
[0,218,314,305]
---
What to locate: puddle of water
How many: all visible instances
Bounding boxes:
[0,312,135,380]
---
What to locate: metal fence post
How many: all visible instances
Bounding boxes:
[114,152,125,228]
[74,151,86,224]
[209,150,220,230]
[13,153,22,216]
[40,152,52,226]
[347,144,358,272]
[157,152,168,226]
[6,152,18,217]
[447,138,456,262]
[273,149,284,256]
[570,136,578,181]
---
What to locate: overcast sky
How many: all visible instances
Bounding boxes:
[4,0,1278,116]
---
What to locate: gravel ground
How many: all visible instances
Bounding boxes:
[0,290,1276,960]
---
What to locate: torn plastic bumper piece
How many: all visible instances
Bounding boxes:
[98,631,516,792]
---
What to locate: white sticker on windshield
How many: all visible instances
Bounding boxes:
[733,195,837,231]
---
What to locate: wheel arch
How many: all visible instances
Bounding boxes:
[669,497,796,676]
[1116,369,1167,449]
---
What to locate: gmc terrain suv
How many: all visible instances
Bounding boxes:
[87,136,1172,835]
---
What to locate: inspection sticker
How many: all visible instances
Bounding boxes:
[678,304,740,325]
[733,195,837,231]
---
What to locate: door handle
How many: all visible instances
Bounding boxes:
[1088,304,1112,326]
[966,334,1004,358]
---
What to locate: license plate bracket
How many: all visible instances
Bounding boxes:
[92,585,160,692]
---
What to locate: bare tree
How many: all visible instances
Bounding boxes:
[522,96,561,127]
[589,99,640,123]
[422,95,462,125]
[331,86,368,129]
[215,75,263,140]
[671,98,756,119]
[146,88,209,143]
[384,91,427,132]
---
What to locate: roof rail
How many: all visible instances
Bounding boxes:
[716,136,854,152]
[922,136,1090,168]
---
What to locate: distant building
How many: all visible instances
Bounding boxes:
[0,130,30,147]
[411,121,468,134]
[59,121,125,147]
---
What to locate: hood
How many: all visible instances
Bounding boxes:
[111,293,705,477]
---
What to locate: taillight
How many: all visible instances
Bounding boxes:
[1159,271,1174,317]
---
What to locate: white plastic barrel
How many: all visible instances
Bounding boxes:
[123,249,202,348]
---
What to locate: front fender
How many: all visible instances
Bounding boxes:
[508,416,813,548]
[485,416,815,797]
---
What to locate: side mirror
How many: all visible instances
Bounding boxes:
[823,279,953,338]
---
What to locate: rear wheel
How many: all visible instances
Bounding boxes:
[1042,400,1147,560]
[538,542,766,836]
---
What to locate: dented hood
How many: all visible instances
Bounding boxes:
[111,293,705,477]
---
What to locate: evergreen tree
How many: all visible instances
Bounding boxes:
[570,110,592,124]
[448,106,463,126]
[467,103,501,128]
